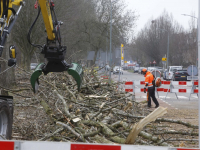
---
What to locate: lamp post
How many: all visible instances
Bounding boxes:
[109,0,112,84]
[151,20,170,69]
[198,1,200,147]
[182,14,198,20]
[182,14,198,67]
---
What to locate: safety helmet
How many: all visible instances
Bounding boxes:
[141,68,147,75]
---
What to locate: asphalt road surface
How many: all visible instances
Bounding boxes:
[111,70,198,110]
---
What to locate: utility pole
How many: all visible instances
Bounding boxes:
[109,0,112,84]
[198,0,200,147]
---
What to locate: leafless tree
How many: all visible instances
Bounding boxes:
[76,0,137,65]
[133,11,191,67]
[12,1,45,71]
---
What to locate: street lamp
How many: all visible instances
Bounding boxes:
[183,13,199,147]
[151,20,170,69]
[182,14,198,20]
[182,14,198,66]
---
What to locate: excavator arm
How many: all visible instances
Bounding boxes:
[38,0,55,41]
[0,0,83,93]
[29,0,83,93]
[0,0,83,140]
[0,0,24,58]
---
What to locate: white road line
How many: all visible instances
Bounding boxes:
[160,98,177,109]
[192,96,198,98]
[177,96,188,99]
[158,96,170,99]
[141,96,147,98]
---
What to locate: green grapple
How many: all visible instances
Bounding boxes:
[30,63,83,93]
[67,63,83,91]
[30,63,44,93]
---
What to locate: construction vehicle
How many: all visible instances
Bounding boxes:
[0,0,83,140]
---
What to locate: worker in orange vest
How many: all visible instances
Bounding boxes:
[141,68,159,108]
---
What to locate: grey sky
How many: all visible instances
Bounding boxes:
[124,0,198,34]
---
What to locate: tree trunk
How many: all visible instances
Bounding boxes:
[93,48,98,66]
[23,52,31,71]
[0,32,16,90]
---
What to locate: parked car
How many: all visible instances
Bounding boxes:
[172,69,189,81]
[147,67,156,72]
[122,66,128,70]
[166,66,183,80]
[155,67,163,73]
[134,67,139,72]
[113,66,123,74]
[30,63,38,70]
[105,64,110,71]
[163,69,168,80]
[138,67,145,74]
[151,70,161,78]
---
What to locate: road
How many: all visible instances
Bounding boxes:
[111,70,198,110]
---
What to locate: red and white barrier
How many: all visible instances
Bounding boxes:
[1,140,199,150]
[165,81,198,100]
[125,81,164,93]
[100,76,108,79]
[125,80,198,100]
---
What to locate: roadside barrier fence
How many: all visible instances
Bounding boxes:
[125,80,198,100]
[1,140,199,150]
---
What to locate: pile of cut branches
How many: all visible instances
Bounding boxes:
[3,66,198,147]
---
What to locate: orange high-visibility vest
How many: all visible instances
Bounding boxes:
[144,71,154,88]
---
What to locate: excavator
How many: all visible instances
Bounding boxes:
[0,0,83,140]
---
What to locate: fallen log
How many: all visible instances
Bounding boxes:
[125,107,167,144]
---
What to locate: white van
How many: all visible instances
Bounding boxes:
[166,66,183,80]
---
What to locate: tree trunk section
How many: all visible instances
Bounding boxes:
[0,32,16,91]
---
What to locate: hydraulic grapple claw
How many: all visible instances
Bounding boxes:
[30,62,83,93]
[67,63,83,91]
[30,63,45,93]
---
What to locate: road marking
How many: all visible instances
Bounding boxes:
[158,96,170,99]
[137,95,198,100]
[160,98,177,109]
[177,96,188,99]
[192,96,198,98]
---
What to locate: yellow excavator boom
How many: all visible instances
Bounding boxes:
[38,0,55,40]
[0,0,22,23]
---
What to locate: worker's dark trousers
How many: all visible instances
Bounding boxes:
[148,87,159,107]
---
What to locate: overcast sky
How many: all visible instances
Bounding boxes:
[124,0,198,34]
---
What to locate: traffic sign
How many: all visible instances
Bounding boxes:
[162,57,167,61]
[153,60,156,64]
[187,65,198,76]
[124,61,127,63]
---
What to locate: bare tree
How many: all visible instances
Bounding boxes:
[133,11,189,67]
[76,0,137,65]
[12,0,45,71]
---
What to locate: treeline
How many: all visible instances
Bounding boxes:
[127,11,197,68]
